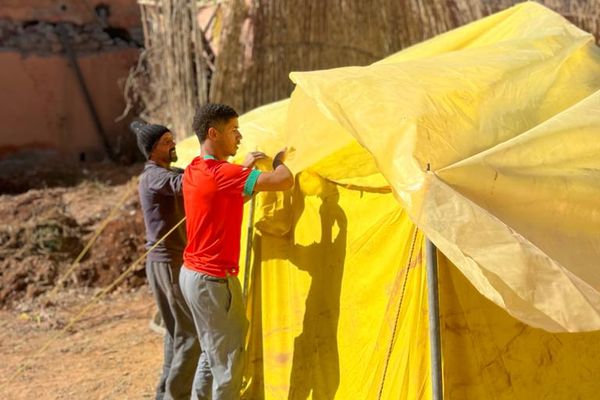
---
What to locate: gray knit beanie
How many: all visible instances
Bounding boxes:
[129,120,170,159]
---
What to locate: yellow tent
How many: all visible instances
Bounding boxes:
[176,2,600,399]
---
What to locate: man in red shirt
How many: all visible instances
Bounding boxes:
[179,103,293,399]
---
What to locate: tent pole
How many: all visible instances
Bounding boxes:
[242,195,256,304]
[426,237,443,400]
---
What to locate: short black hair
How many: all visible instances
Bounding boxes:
[192,103,238,143]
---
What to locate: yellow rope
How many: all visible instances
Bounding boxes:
[1,216,186,390]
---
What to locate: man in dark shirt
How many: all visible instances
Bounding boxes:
[132,121,211,400]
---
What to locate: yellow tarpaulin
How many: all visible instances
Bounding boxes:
[285,1,600,333]
[176,2,600,398]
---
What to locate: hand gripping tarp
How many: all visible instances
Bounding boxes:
[176,2,600,398]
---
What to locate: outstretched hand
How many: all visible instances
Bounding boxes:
[242,151,267,168]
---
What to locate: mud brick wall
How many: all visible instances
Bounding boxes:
[0,0,142,162]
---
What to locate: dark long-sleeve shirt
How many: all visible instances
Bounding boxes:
[138,161,187,265]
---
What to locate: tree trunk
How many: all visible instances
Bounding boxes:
[123,0,209,140]
[210,0,600,114]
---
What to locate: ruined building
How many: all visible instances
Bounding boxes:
[0,0,142,163]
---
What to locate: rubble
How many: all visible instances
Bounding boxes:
[0,162,147,309]
[0,19,139,54]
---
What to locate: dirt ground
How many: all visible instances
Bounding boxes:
[0,287,163,399]
[0,156,167,398]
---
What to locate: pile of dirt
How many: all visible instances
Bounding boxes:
[0,150,143,195]
[0,161,148,309]
[0,19,140,54]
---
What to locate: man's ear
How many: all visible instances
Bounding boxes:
[207,126,219,140]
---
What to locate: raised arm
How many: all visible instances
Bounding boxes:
[253,149,294,192]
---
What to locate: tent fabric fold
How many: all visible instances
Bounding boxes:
[283,1,600,332]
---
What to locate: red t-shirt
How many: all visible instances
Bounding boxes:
[182,155,260,277]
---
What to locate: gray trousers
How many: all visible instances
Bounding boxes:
[179,266,248,400]
[146,260,212,400]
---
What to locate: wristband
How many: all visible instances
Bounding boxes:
[272,157,283,169]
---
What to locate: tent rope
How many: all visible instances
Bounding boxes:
[377,226,419,400]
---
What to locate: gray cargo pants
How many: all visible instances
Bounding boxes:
[179,266,248,400]
[146,260,212,400]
